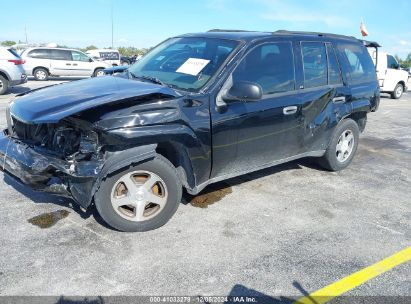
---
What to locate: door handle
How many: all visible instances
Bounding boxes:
[332,96,346,103]
[73,63,78,66]
[66,63,71,66]
[283,106,298,115]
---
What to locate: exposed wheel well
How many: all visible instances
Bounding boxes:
[345,112,367,132]
[0,71,10,80]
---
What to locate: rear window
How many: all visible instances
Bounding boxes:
[338,43,376,84]
[301,42,328,88]
[50,49,72,61]
[28,49,52,59]
[7,48,21,58]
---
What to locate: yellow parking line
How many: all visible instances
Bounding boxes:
[294,246,411,304]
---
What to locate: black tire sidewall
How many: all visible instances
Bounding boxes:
[94,156,182,232]
[0,76,8,95]
[34,68,48,81]
[94,68,104,77]
[323,119,359,171]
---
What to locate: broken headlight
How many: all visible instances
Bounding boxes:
[79,130,99,154]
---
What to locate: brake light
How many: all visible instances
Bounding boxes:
[8,59,25,65]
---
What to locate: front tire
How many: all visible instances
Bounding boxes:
[0,75,9,95]
[318,119,359,171]
[94,155,182,232]
[93,68,105,77]
[33,68,49,81]
[391,83,404,99]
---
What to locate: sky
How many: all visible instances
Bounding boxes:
[1,0,411,58]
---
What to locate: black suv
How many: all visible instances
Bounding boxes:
[0,30,379,232]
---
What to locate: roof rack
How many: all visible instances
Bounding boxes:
[274,30,356,40]
[207,29,257,33]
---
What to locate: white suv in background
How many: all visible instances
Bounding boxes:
[85,49,121,66]
[368,49,409,99]
[20,47,110,80]
[0,47,27,95]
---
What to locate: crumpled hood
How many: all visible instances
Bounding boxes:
[10,76,179,124]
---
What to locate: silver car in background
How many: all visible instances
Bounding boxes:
[20,47,110,80]
[0,46,27,95]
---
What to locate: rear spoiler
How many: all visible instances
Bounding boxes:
[362,40,381,71]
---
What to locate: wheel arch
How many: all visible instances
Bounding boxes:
[344,111,367,133]
[32,66,50,75]
[156,142,194,190]
[0,70,10,81]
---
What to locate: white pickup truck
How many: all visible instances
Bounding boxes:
[368,48,408,99]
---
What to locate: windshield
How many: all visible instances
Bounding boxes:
[128,37,239,91]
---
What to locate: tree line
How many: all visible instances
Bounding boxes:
[1,41,151,57]
[2,40,410,67]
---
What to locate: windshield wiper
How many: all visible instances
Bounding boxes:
[129,71,165,86]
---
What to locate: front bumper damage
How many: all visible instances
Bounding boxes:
[0,129,104,208]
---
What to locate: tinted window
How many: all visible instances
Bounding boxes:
[387,55,398,69]
[50,49,71,61]
[7,48,21,58]
[302,42,327,88]
[71,51,90,62]
[338,43,376,83]
[327,44,342,85]
[232,42,295,95]
[28,49,52,59]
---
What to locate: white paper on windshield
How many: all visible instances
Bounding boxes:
[176,58,210,76]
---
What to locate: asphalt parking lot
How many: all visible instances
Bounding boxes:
[0,78,410,302]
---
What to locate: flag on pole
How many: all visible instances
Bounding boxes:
[360,21,369,37]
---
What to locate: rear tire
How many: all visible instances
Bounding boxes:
[33,68,49,81]
[391,83,404,99]
[0,75,9,95]
[318,119,359,171]
[94,155,182,232]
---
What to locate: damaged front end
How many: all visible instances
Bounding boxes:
[0,77,179,208]
[0,111,105,207]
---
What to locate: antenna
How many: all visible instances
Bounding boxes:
[25,25,28,44]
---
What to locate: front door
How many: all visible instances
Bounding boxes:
[70,51,94,76]
[210,40,305,178]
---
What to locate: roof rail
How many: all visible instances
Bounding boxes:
[274,30,356,40]
[207,29,256,33]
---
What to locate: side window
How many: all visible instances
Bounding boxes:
[387,55,398,69]
[301,42,327,88]
[28,49,51,59]
[232,42,295,95]
[50,49,71,61]
[338,43,376,84]
[71,51,91,62]
[326,44,342,85]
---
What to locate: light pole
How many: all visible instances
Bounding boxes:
[111,2,114,49]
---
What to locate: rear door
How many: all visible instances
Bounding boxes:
[296,41,351,152]
[49,49,73,76]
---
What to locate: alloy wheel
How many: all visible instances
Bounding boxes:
[110,170,168,222]
[336,130,355,162]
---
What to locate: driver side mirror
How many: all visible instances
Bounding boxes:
[222,81,263,102]
[89,58,93,62]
